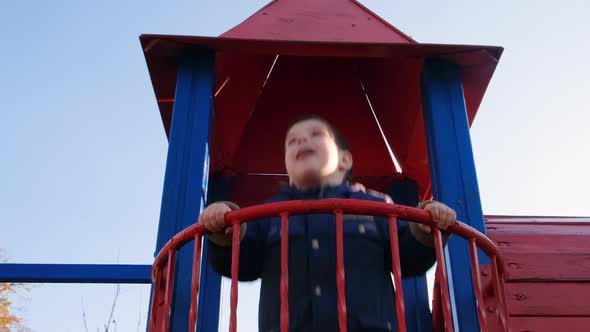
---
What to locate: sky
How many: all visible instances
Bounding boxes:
[1,0,589,331]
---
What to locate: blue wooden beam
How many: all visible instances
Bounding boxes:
[196,174,230,332]
[152,49,219,332]
[0,264,151,283]
[421,59,488,332]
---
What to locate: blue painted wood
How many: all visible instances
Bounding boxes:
[197,174,231,332]
[0,264,151,283]
[402,276,432,332]
[421,59,488,332]
[152,49,219,332]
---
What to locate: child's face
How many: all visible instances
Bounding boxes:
[284,119,351,188]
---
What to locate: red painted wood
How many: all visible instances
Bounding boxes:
[486,216,590,223]
[140,31,501,203]
[486,220,590,282]
[508,317,590,332]
[502,252,590,282]
[231,56,397,176]
[221,0,414,43]
[505,283,590,316]
[492,233,590,253]
[487,223,590,238]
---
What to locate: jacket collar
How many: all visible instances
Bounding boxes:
[278,182,352,200]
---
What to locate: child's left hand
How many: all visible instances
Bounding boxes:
[418,201,457,234]
[350,182,393,203]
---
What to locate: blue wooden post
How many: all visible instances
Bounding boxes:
[421,59,488,332]
[153,49,221,332]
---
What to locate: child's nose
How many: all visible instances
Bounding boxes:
[296,136,307,144]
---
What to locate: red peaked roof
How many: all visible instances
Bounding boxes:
[221,0,415,43]
[140,0,502,206]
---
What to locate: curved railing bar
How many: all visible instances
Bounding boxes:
[149,199,509,332]
[153,199,505,273]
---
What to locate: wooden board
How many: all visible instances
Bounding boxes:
[505,283,590,316]
[503,252,590,281]
[508,317,590,332]
[486,221,590,281]
[487,228,590,253]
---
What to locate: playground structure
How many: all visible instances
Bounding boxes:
[2,1,589,331]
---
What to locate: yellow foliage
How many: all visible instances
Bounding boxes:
[0,251,29,332]
[0,282,22,332]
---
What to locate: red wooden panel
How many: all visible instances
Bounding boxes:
[486,220,590,235]
[508,317,590,332]
[231,56,397,176]
[486,220,590,282]
[503,252,590,282]
[486,222,590,253]
[505,283,590,316]
[221,0,414,43]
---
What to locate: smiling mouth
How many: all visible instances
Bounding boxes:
[296,148,315,160]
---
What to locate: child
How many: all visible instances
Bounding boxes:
[199,115,456,332]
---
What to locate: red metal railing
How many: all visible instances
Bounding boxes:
[148,199,510,332]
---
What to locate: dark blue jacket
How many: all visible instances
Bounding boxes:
[209,184,436,332]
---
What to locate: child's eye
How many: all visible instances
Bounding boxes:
[311,131,323,137]
[287,138,296,145]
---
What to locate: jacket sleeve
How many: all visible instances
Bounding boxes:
[393,219,437,278]
[355,191,437,277]
[207,219,267,281]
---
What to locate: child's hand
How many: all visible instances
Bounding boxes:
[199,202,244,246]
[418,201,457,234]
[199,202,232,233]
[350,182,394,203]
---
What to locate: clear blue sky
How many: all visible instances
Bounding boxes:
[1,0,589,331]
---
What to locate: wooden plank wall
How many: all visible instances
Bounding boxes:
[485,217,590,332]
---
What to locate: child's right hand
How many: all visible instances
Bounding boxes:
[199,202,232,233]
[199,202,244,246]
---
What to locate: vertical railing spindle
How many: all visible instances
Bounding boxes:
[280,212,290,332]
[335,210,347,332]
[189,235,203,332]
[163,251,177,332]
[491,255,510,332]
[468,238,488,332]
[148,266,162,332]
[387,215,407,332]
[229,222,241,332]
[433,229,454,332]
